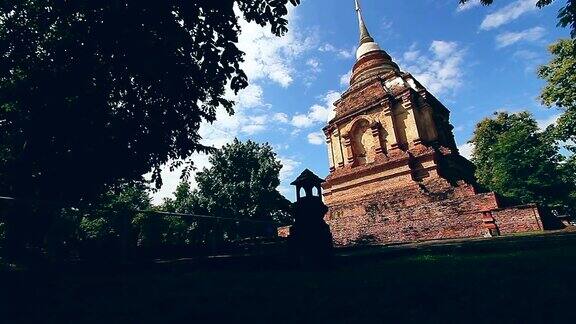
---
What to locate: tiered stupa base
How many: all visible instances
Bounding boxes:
[322,147,543,246]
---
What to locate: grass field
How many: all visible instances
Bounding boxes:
[2,233,576,323]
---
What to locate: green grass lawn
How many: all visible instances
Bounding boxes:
[2,234,576,323]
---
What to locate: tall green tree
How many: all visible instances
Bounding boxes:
[470,112,575,209]
[133,181,207,249]
[77,182,152,251]
[459,0,576,37]
[162,181,206,215]
[538,39,576,145]
[193,139,292,240]
[0,0,299,203]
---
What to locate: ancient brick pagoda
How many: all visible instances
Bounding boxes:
[320,0,544,246]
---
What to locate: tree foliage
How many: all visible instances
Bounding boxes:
[459,0,576,37]
[162,181,207,215]
[470,112,575,208]
[194,139,291,226]
[538,39,576,144]
[0,221,5,248]
[154,140,292,245]
[77,182,151,247]
[36,181,153,258]
[0,0,299,203]
[134,181,205,249]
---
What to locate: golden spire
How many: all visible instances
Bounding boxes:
[355,0,375,45]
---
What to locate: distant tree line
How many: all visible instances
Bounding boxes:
[0,140,292,261]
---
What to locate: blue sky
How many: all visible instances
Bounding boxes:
[152,0,571,204]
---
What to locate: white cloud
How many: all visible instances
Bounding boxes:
[430,41,459,59]
[458,142,475,160]
[309,104,333,123]
[239,7,313,87]
[291,114,315,128]
[241,124,266,135]
[323,91,342,110]
[495,26,545,48]
[241,115,268,135]
[273,112,290,124]
[307,131,326,145]
[319,43,355,59]
[537,114,561,131]
[290,90,340,128]
[235,84,264,108]
[338,48,355,59]
[513,49,540,60]
[340,70,352,87]
[400,41,466,95]
[278,156,302,199]
[480,0,538,30]
[513,49,546,72]
[318,43,336,52]
[306,58,322,73]
[457,0,482,12]
[403,49,420,62]
[279,156,301,182]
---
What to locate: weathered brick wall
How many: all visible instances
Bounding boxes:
[277,226,290,238]
[325,186,500,246]
[492,205,543,234]
[335,80,385,118]
[322,182,546,246]
[316,144,547,246]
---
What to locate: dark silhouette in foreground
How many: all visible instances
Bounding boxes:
[288,169,333,264]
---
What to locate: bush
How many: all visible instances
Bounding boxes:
[79,216,118,242]
[132,214,197,248]
[43,209,81,259]
[77,215,123,259]
[0,221,6,248]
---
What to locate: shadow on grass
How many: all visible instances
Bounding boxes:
[1,234,576,323]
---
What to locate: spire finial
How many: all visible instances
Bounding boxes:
[355,0,374,45]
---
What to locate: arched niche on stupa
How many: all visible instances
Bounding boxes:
[350,118,375,165]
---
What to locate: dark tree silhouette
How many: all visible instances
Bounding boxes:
[0,0,299,203]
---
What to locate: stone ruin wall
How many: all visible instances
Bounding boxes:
[491,205,543,234]
[324,178,543,246]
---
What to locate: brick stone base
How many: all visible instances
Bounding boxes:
[324,185,542,246]
[312,149,543,247]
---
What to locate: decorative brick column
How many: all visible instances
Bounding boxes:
[324,128,336,172]
[382,97,400,153]
[482,211,500,237]
[333,128,345,168]
[417,90,439,143]
[369,121,386,155]
[342,132,356,165]
[400,89,423,146]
